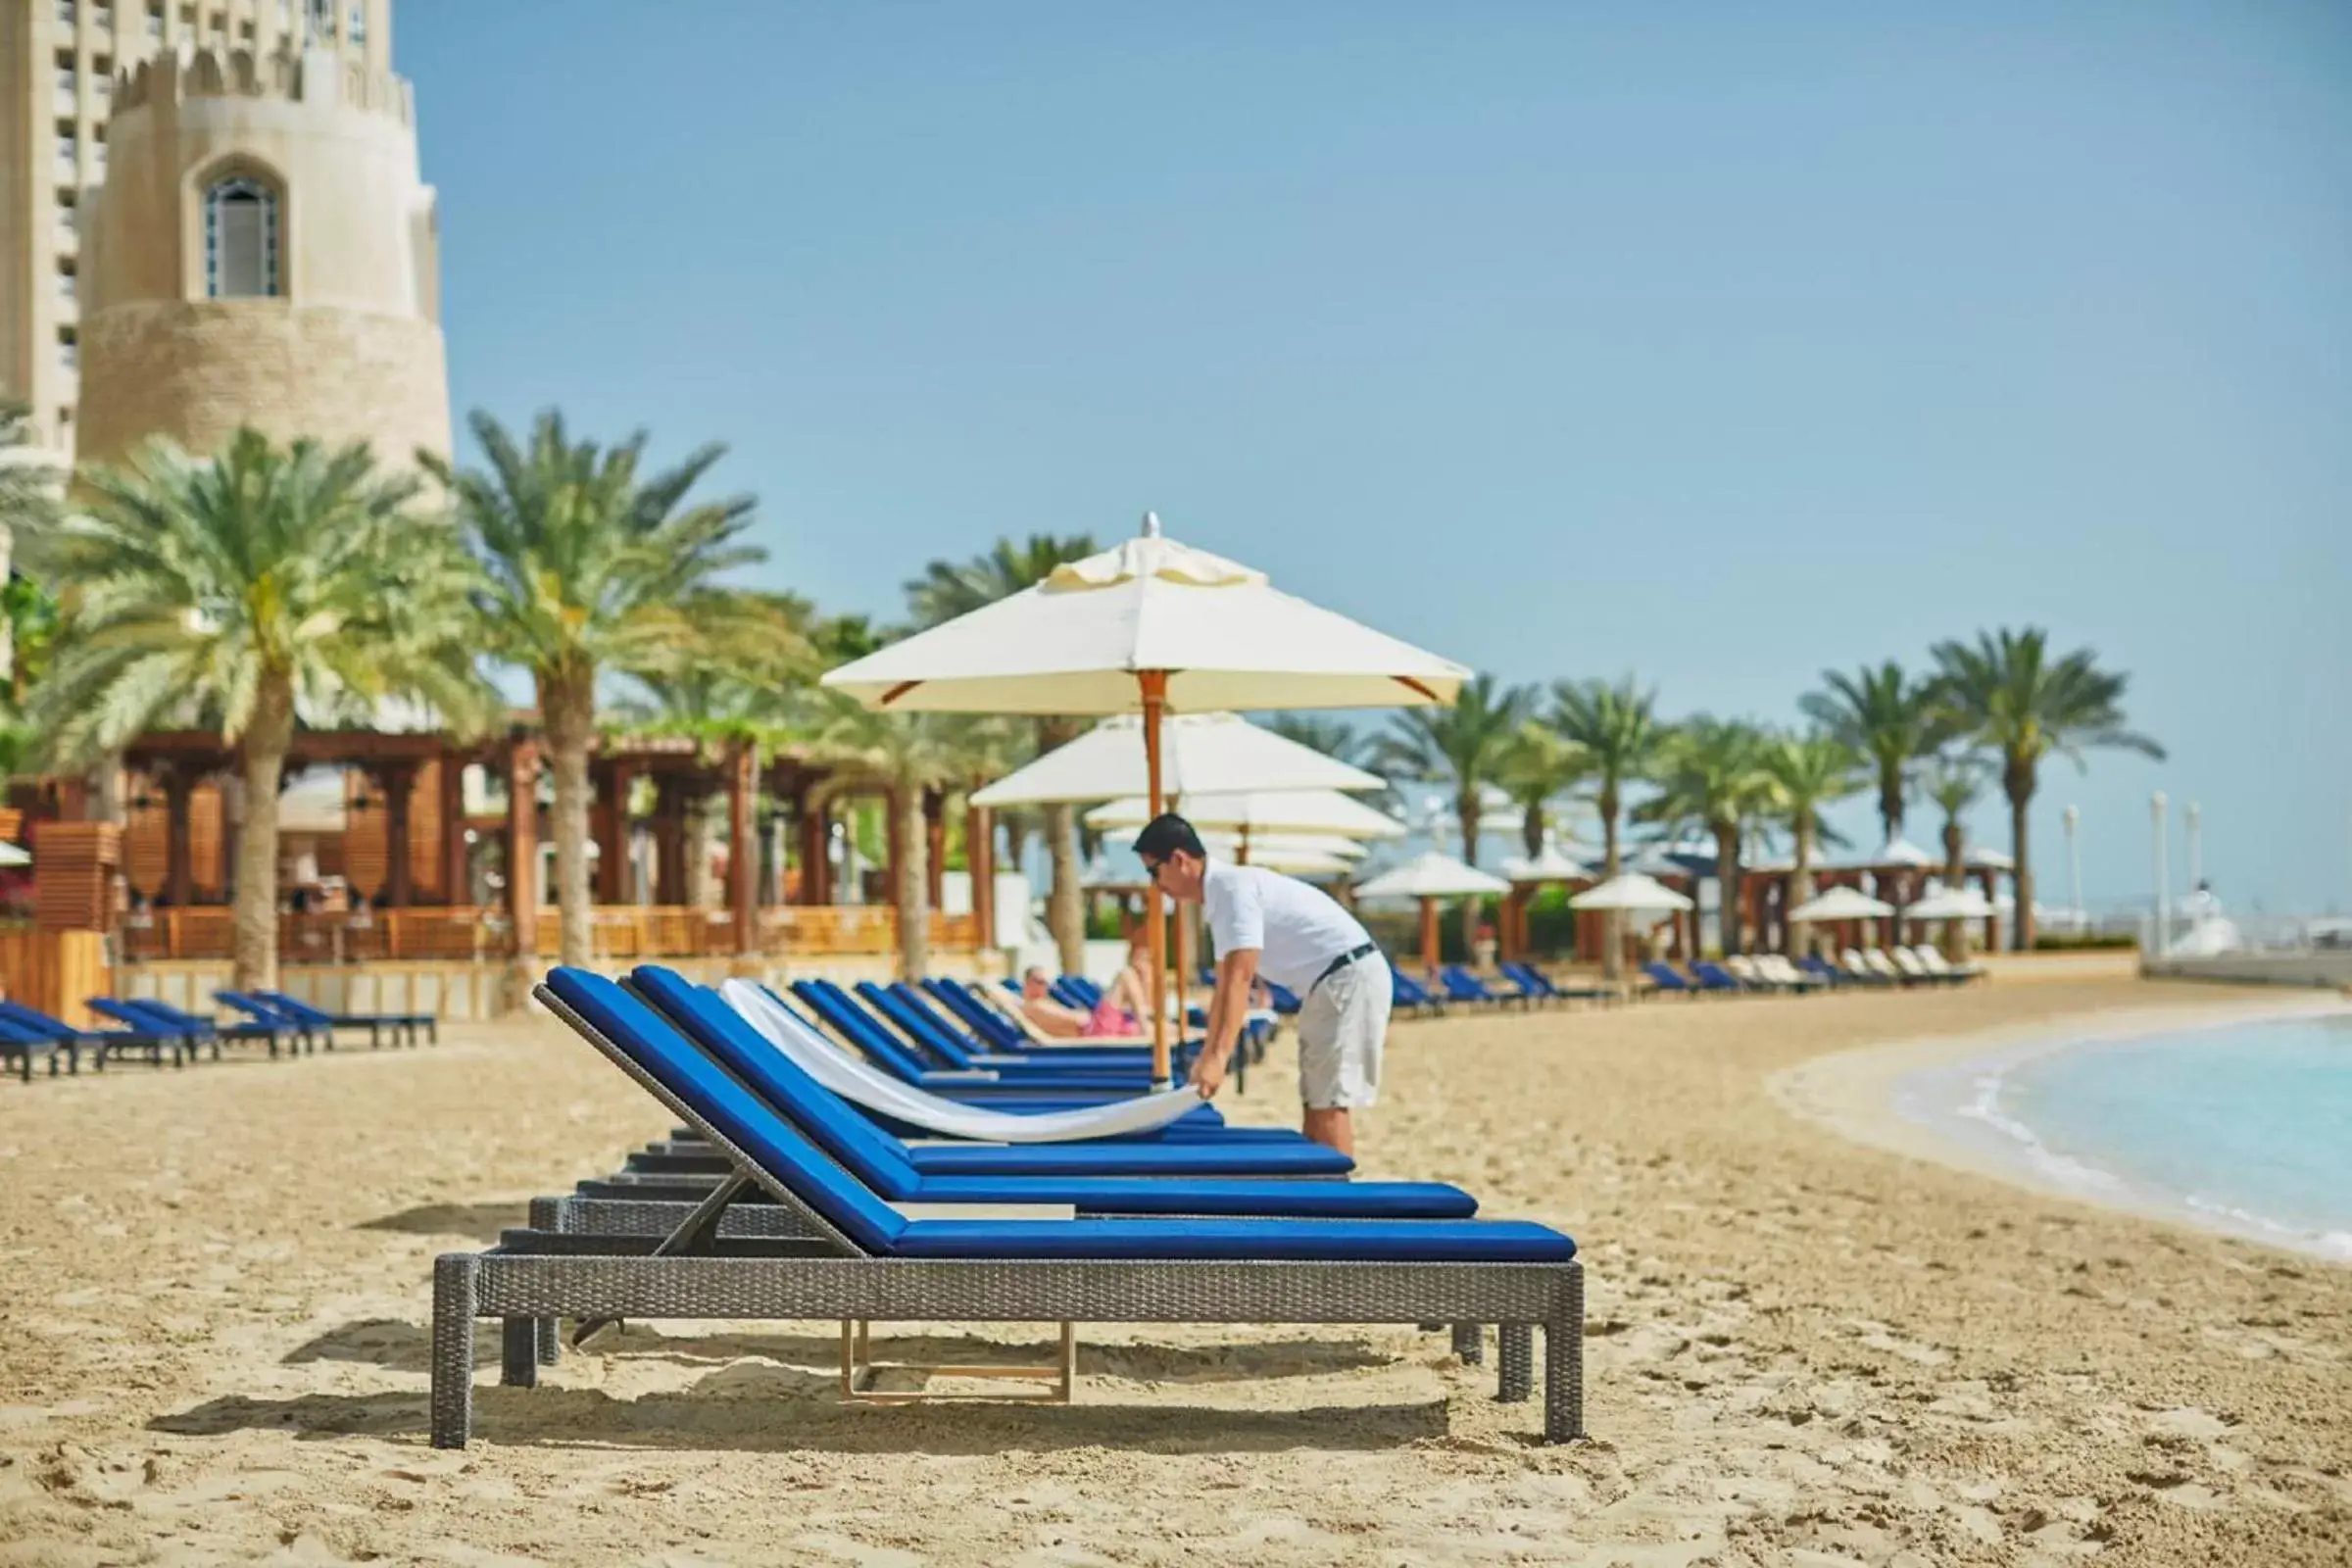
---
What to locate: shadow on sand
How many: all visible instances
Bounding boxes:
[357,1202,531,1244]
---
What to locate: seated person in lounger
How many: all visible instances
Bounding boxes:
[1017,946,1147,1040]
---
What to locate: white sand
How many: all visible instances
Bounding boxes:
[0,978,2347,1565]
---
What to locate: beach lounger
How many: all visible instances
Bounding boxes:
[1861,949,1916,987]
[1689,961,1746,995]
[89,999,222,1059]
[1886,947,1954,986]
[117,997,299,1056]
[1796,956,1848,988]
[874,981,1171,1073]
[808,981,1161,1089]
[427,968,1585,1447]
[1502,961,1617,1006]
[257,990,436,1048]
[1438,965,1518,1009]
[1752,955,1822,993]
[785,984,1174,1108]
[0,1000,182,1068]
[217,991,329,1053]
[1839,950,1896,987]
[1387,965,1442,1014]
[1911,945,1986,984]
[0,1014,74,1079]
[1641,962,1697,998]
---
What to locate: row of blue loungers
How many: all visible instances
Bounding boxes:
[425,963,1587,1446]
[0,990,436,1081]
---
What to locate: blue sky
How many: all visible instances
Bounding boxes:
[400,1,2350,913]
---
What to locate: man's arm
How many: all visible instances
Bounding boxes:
[1191,948,1259,1097]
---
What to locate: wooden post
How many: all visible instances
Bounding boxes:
[883,790,904,910]
[1419,897,1441,973]
[923,788,947,909]
[379,761,416,908]
[1979,867,1999,952]
[728,742,758,958]
[1139,669,1170,1085]
[163,770,196,909]
[652,777,687,906]
[507,737,539,962]
[966,799,996,952]
[797,791,828,906]
[440,753,468,906]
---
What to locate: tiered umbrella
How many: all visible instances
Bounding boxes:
[1787,886,1895,922]
[1086,788,1405,859]
[971,711,1380,808]
[822,514,1466,1080]
[1353,852,1512,973]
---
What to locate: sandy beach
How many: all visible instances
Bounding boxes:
[1,977,2347,1566]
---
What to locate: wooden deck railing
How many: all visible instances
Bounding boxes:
[119,905,978,962]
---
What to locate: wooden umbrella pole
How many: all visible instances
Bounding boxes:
[1139,671,1171,1084]
[1420,896,1440,973]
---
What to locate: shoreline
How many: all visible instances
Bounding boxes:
[1769,990,2352,1260]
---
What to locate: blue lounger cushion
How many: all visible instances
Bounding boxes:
[636,968,1355,1182]
[549,969,1561,1259]
[892,1217,1570,1262]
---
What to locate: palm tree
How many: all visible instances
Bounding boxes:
[424,410,762,969]
[1639,717,1773,955]
[1930,628,2163,949]
[24,430,484,988]
[1919,751,1987,959]
[1374,674,1532,953]
[1549,676,1661,979]
[810,697,981,978]
[1496,721,1590,858]
[1799,662,1947,845]
[1761,730,1863,955]
[903,533,1099,974]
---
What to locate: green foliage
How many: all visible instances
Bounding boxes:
[1495,721,1590,857]
[904,533,1100,628]
[1373,672,1532,863]
[1928,628,2164,786]
[23,429,488,768]
[1638,716,1774,839]
[1799,660,1949,839]
[1548,675,1659,871]
[1759,730,1863,853]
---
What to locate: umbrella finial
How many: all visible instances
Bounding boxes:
[1141,511,1162,538]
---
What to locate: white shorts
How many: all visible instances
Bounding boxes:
[1296,954,1392,1110]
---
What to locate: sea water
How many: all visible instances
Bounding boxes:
[1898,1010,2352,1261]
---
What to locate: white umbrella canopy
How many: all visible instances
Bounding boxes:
[1233,845,1357,876]
[1963,845,2015,871]
[1204,832,1368,861]
[1907,885,1994,920]
[971,711,1380,808]
[1088,788,1405,841]
[1788,886,1896,921]
[820,517,1470,715]
[1353,852,1511,901]
[0,841,28,868]
[1500,838,1592,884]
[1570,873,1695,913]
[1835,836,1940,871]
[820,514,1467,1082]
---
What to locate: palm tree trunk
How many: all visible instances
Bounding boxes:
[1044,801,1083,974]
[683,791,716,907]
[2007,764,2034,951]
[1521,803,1544,859]
[1880,767,1902,845]
[1788,823,1816,958]
[1003,813,1031,873]
[1599,784,1623,982]
[895,784,929,979]
[1458,795,1483,956]
[1715,824,1742,955]
[539,667,596,968]
[1942,817,1969,961]
[230,672,295,992]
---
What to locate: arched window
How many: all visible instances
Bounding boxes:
[204,175,279,298]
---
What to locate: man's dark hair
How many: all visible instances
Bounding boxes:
[1132,813,1205,864]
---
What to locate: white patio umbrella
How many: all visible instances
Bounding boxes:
[1087,788,1406,853]
[1569,873,1695,912]
[1353,851,1511,972]
[971,711,1380,808]
[1788,886,1895,922]
[1837,837,1940,870]
[821,514,1468,1079]
[1906,885,1994,920]
[1500,839,1592,884]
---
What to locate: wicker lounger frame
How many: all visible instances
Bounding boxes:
[428,986,1586,1448]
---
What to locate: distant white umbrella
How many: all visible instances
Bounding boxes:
[1834,836,1940,871]
[0,842,28,868]
[1906,885,1993,920]
[820,514,1467,1080]
[971,711,1379,807]
[1088,788,1405,851]
[1569,872,1695,913]
[1500,836,1592,884]
[1354,851,1511,972]
[1787,886,1895,922]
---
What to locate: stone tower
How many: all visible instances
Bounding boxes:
[72,37,447,470]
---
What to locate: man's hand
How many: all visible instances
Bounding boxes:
[1188,1047,1229,1099]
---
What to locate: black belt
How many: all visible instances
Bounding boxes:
[1310,943,1378,992]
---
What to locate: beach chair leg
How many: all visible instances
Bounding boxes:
[430,1254,479,1448]
[1497,1324,1533,1403]
[1450,1322,1483,1365]
[1544,1263,1586,1443]
[500,1317,537,1388]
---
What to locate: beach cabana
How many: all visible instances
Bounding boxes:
[821,514,1467,1081]
[1497,835,1593,962]
[1354,852,1512,974]
[1568,872,1695,971]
